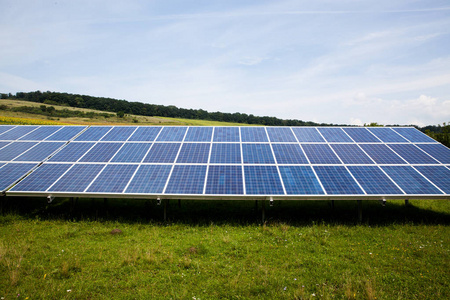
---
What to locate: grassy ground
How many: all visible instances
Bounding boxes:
[0,99,250,126]
[1,198,449,299]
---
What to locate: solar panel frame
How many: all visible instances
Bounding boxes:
[415,144,450,164]
[0,126,39,140]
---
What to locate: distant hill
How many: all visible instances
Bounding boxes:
[1,91,333,127]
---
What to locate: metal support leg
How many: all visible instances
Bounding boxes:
[331,200,335,209]
[262,200,266,224]
[405,199,409,206]
[178,199,181,208]
[255,200,258,210]
[357,200,362,223]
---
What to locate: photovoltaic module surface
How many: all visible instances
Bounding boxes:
[1,125,449,200]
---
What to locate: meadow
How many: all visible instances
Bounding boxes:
[1,198,449,299]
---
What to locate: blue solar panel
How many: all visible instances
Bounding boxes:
[165,165,207,194]
[49,142,94,162]
[331,144,374,164]
[87,164,138,193]
[359,144,407,164]
[244,166,284,195]
[143,143,181,163]
[0,163,36,191]
[416,144,450,164]
[291,127,325,142]
[49,164,104,192]
[176,143,210,163]
[101,127,136,141]
[382,166,442,194]
[314,166,364,194]
[266,127,297,142]
[110,143,152,163]
[209,143,241,164]
[343,128,380,143]
[367,128,407,142]
[318,128,353,142]
[347,166,403,194]
[415,166,450,194]
[156,127,187,141]
[240,127,268,142]
[279,166,324,195]
[14,142,64,162]
[125,165,172,194]
[0,142,10,150]
[75,127,112,141]
[0,126,38,140]
[242,144,275,164]
[0,126,15,135]
[45,126,86,141]
[11,164,72,192]
[184,127,213,142]
[0,142,38,161]
[301,144,341,164]
[19,126,62,140]
[79,143,122,162]
[388,144,438,164]
[272,144,308,164]
[213,127,240,142]
[205,165,244,194]
[128,127,161,141]
[392,127,436,143]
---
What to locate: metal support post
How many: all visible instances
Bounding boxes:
[357,200,362,223]
[178,199,181,208]
[405,199,409,206]
[331,200,335,209]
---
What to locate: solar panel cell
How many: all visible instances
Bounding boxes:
[11,164,72,192]
[318,128,353,142]
[242,144,276,164]
[388,144,438,164]
[367,128,408,142]
[213,127,240,142]
[359,144,406,164]
[125,165,172,193]
[165,165,207,194]
[184,127,213,142]
[156,127,187,141]
[382,166,442,194]
[101,127,136,141]
[272,144,308,164]
[343,128,380,142]
[79,143,122,162]
[0,163,36,191]
[416,144,450,164]
[314,166,364,194]
[415,166,450,194]
[244,166,284,195]
[0,142,38,161]
[266,127,297,142]
[110,143,152,163]
[0,126,38,140]
[209,143,241,164]
[143,143,181,163]
[291,127,325,142]
[279,166,324,194]
[240,127,268,142]
[205,165,244,194]
[49,142,94,162]
[45,126,86,141]
[392,127,436,143]
[301,144,341,164]
[0,126,15,135]
[128,127,161,141]
[87,164,138,193]
[19,126,62,141]
[49,164,104,192]
[347,166,403,194]
[331,144,374,164]
[14,142,65,162]
[75,127,112,141]
[176,143,210,163]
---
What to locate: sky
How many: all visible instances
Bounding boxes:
[1,0,450,126]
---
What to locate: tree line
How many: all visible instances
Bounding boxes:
[1,91,333,127]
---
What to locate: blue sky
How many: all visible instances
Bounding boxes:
[1,0,449,126]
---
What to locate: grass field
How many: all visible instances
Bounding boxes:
[1,198,449,299]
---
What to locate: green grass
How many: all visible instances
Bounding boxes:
[1,198,449,299]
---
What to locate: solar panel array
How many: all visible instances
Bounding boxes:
[2,125,449,199]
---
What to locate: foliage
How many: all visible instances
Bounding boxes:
[423,122,450,147]
[4,91,336,126]
[0,116,68,125]
[7,105,114,119]
[0,199,449,299]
